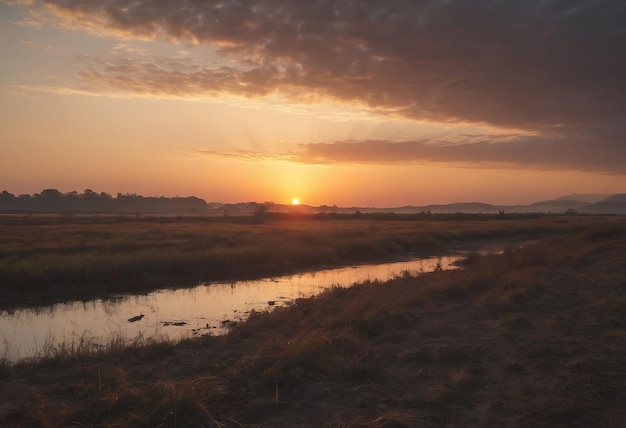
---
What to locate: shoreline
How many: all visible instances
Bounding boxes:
[1,214,582,312]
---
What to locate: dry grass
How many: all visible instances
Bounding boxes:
[0,213,606,310]
[1,216,626,426]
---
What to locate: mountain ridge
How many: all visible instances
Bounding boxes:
[551,194,610,203]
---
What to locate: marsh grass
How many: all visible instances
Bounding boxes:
[1,217,626,426]
[0,214,606,309]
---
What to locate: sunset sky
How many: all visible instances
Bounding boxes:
[1,0,624,207]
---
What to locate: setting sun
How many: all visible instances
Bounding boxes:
[292,198,299,205]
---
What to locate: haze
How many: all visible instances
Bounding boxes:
[1,1,624,207]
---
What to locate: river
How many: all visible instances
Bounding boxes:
[0,255,461,362]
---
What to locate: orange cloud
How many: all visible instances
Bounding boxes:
[200,135,626,174]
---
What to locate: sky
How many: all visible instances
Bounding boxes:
[1,0,624,207]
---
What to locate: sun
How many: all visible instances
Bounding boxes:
[291,198,299,205]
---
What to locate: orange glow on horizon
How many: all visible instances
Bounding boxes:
[291,198,300,205]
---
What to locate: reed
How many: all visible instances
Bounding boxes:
[0,213,610,310]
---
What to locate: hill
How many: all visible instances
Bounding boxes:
[552,193,610,203]
[582,194,626,214]
[511,199,591,214]
[415,202,502,214]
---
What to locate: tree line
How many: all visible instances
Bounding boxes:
[0,189,208,213]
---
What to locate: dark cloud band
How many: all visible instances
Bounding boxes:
[201,136,626,174]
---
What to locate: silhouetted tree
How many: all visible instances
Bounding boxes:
[1,189,208,213]
[254,202,269,218]
[36,189,64,211]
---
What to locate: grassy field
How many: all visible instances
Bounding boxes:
[0,213,610,310]
[0,215,625,426]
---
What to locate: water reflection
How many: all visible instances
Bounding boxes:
[0,255,460,362]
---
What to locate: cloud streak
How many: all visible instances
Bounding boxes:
[201,135,626,174]
[16,0,626,172]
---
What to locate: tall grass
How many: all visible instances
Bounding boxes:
[0,214,611,310]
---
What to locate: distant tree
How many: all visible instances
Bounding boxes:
[0,191,16,211]
[39,188,62,199]
[63,190,80,211]
[0,190,15,202]
[254,202,269,218]
[0,189,210,213]
[81,189,97,201]
[36,189,63,211]
[80,188,109,211]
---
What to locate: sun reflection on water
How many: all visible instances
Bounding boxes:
[0,255,461,362]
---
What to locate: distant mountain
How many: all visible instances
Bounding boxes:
[511,200,590,214]
[284,196,624,215]
[581,194,626,214]
[309,194,626,215]
[602,194,626,203]
[552,194,610,203]
[417,202,502,214]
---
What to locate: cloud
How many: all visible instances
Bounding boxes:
[201,135,626,174]
[18,39,53,50]
[16,0,626,172]
[73,59,282,98]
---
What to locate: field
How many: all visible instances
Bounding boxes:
[0,213,607,310]
[1,214,625,426]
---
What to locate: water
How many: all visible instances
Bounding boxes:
[0,255,461,362]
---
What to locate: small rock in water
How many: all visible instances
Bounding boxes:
[163,321,188,327]
[128,314,144,323]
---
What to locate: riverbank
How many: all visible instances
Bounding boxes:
[0,213,610,310]
[1,217,625,426]
[0,255,462,363]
